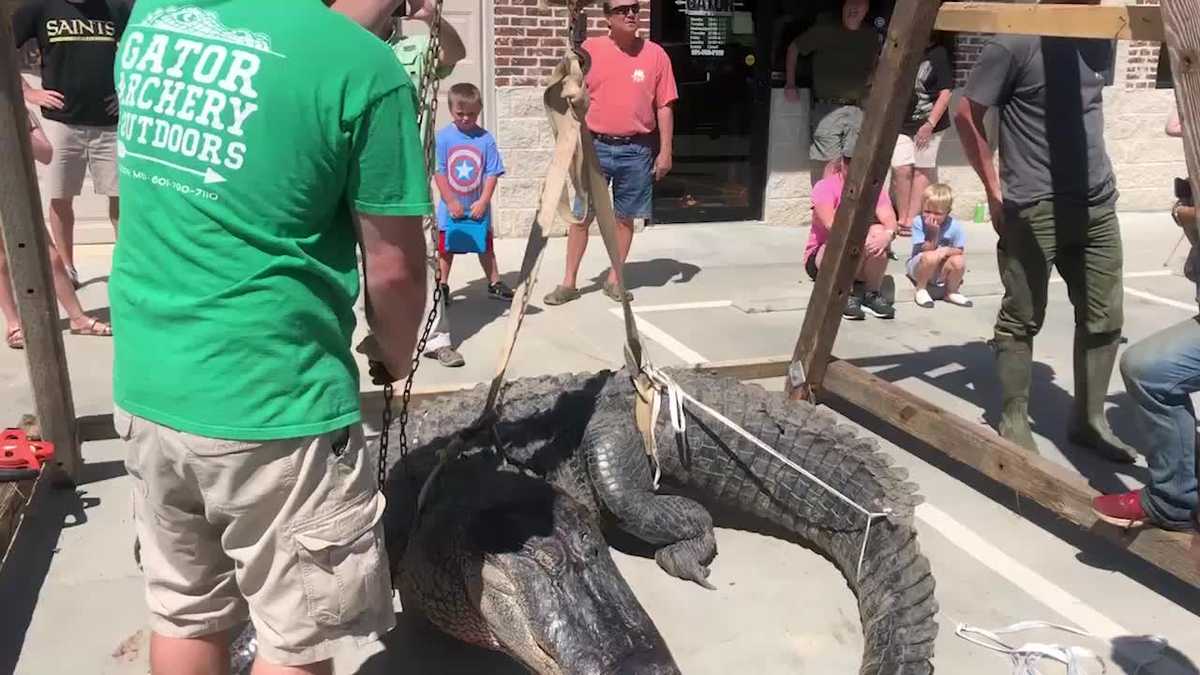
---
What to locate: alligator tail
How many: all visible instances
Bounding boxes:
[650,370,938,675]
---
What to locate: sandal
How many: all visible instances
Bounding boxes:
[602,280,633,303]
[6,327,23,350]
[69,317,112,337]
[542,285,581,306]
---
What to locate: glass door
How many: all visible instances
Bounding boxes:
[650,0,772,223]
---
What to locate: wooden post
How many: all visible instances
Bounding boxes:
[0,18,80,484]
[934,3,1165,42]
[785,0,942,401]
[1161,0,1200,242]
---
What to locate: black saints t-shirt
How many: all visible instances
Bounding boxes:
[900,45,953,136]
[12,0,132,127]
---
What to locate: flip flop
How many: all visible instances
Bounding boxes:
[69,317,112,337]
[6,327,23,350]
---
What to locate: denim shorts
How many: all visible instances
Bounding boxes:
[576,138,654,221]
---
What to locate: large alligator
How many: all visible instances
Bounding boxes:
[382,368,938,674]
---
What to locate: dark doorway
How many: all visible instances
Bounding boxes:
[650,0,773,223]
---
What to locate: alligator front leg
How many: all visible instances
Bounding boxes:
[582,410,718,589]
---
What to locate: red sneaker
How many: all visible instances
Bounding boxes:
[1091,490,1148,528]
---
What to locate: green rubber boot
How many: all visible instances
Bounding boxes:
[993,334,1039,454]
[1067,332,1139,463]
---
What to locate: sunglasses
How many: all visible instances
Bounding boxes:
[606,4,641,16]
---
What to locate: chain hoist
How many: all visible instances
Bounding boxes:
[378,0,447,490]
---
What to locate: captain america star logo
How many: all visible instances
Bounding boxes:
[447,145,484,194]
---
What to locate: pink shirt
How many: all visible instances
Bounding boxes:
[582,36,679,136]
[804,172,893,263]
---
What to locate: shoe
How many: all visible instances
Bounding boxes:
[426,346,465,368]
[1091,490,1148,528]
[861,291,895,319]
[842,294,865,320]
[945,292,973,307]
[438,283,452,305]
[488,281,515,300]
[602,280,633,303]
[1067,332,1139,464]
[994,335,1039,453]
[543,285,581,306]
[914,288,935,308]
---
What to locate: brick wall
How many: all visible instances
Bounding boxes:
[1123,0,1162,90]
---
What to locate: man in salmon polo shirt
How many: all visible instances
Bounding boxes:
[543,0,678,306]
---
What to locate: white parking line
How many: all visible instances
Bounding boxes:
[609,307,709,365]
[608,306,1131,640]
[916,503,1129,639]
[1124,287,1197,312]
[625,300,733,313]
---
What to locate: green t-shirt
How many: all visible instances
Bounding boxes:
[110,0,431,440]
[793,13,879,103]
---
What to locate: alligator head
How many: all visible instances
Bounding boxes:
[465,479,681,675]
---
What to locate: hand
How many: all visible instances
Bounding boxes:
[25,88,64,111]
[784,86,801,103]
[914,122,933,150]
[987,194,1005,236]
[864,227,893,258]
[653,152,672,181]
[447,199,465,219]
[357,335,410,385]
[408,0,437,22]
[469,199,487,220]
[105,94,119,116]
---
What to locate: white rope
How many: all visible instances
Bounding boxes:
[642,365,891,579]
[954,622,1169,675]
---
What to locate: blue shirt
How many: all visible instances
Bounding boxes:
[909,215,967,259]
[435,124,505,230]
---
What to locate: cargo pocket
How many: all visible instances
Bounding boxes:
[291,492,387,627]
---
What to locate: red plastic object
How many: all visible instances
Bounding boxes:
[0,428,55,475]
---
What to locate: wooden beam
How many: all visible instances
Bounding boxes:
[0,14,78,484]
[787,0,943,401]
[820,359,1199,587]
[935,3,1165,42]
[1161,0,1200,249]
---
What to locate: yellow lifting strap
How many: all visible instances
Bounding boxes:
[415,36,661,514]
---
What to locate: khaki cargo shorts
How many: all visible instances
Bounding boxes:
[116,407,395,666]
[40,117,119,198]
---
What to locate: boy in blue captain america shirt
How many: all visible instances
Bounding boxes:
[434,82,514,301]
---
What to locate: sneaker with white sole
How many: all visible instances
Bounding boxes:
[945,292,974,307]
[914,288,934,308]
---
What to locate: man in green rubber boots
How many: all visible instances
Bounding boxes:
[955,26,1138,462]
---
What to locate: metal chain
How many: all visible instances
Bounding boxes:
[379,0,447,490]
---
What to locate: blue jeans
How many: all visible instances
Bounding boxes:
[589,138,654,221]
[1119,315,1200,530]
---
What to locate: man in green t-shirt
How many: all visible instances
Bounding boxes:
[111,0,429,671]
[336,0,470,367]
[784,0,879,185]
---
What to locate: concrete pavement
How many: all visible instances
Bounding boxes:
[2,213,1199,674]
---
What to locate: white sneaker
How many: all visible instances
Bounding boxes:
[946,292,974,307]
[914,288,934,308]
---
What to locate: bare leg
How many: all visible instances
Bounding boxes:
[891,164,914,231]
[911,250,943,290]
[150,631,231,675]
[941,251,966,293]
[562,217,591,289]
[108,197,120,237]
[47,243,100,329]
[48,198,76,272]
[251,658,332,675]
[0,238,20,334]
[856,226,891,293]
[437,251,453,287]
[604,216,635,287]
[908,167,935,229]
[477,250,500,284]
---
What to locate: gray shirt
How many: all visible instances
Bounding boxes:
[964,35,1117,208]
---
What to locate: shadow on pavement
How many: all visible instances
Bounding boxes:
[354,611,525,675]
